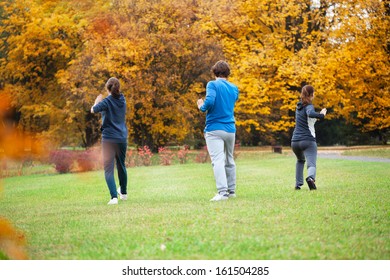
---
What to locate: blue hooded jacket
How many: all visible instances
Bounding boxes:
[92,94,128,143]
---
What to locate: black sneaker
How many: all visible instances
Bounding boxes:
[306,177,317,190]
[295,186,301,190]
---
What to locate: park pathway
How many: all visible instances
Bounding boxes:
[317,151,390,163]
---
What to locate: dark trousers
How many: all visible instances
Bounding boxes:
[102,142,127,198]
[291,140,317,187]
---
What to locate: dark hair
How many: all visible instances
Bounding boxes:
[211,60,231,78]
[301,85,314,106]
[105,77,120,98]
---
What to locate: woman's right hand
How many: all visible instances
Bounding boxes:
[320,108,327,116]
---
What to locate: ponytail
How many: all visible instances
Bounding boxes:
[301,85,314,106]
[106,77,121,98]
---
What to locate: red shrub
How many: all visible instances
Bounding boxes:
[195,146,209,163]
[49,150,74,173]
[158,147,175,166]
[77,149,100,172]
[177,145,190,164]
[137,145,153,166]
[125,149,137,167]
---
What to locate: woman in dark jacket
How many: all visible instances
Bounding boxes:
[91,77,128,204]
[291,85,327,190]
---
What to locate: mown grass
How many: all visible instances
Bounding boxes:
[0,151,389,260]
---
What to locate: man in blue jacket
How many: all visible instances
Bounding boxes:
[197,61,239,201]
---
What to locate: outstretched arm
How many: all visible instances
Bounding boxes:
[306,105,327,119]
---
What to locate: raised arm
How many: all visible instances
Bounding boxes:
[91,94,103,113]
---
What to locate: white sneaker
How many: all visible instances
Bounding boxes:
[107,198,118,205]
[210,193,229,201]
[117,188,128,201]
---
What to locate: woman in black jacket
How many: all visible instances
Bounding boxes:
[291,85,327,190]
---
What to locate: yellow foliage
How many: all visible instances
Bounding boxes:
[312,0,390,132]
[56,0,222,149]
[203,0,390,140]
[1,0,388,148]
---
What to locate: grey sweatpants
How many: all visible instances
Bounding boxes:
[205,130,236,194]
[291,140,317,187]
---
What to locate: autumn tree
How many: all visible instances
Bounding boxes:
[60,0,223,150]
[2,0,387,150]
[199,0,325,144]
[0,0,90,146]
[201,0,389,145]
[312,0,390,143]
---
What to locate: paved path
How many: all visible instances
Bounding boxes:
[317,152,390,163]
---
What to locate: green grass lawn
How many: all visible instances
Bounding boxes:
[0,152,389,260]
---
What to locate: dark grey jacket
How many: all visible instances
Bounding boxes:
[291,102,324,142]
